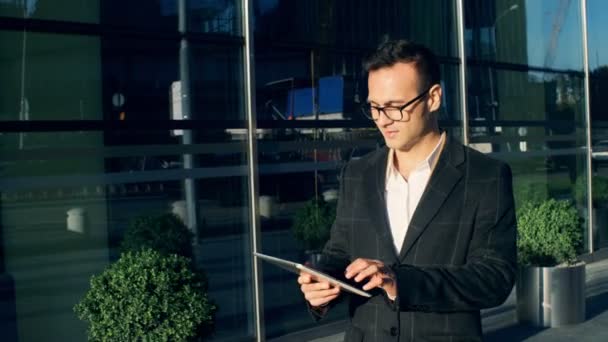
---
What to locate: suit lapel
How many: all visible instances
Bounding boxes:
[363,147,400,261]
[398,137,465,261]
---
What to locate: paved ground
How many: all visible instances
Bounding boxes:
[309,293,608,342]
[485,292,608,341]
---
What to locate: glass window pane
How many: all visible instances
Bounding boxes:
[254,0,458,57]
[0,129,256,341]
[587,0,608,71]
[190,44,245,121]
[0,31,243,123]
[104,0,241,35]
[0,1,241,35]
[0,32,105,122]
[466,67,590,253]
[465,0,584,70]
[0,30,252,342]
[0,0,100,23]
[0,32,181,122]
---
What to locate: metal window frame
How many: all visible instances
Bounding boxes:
[457,0,469,145]
[241,0,265,340]
[0,15,244,45]
[581,0,595,253]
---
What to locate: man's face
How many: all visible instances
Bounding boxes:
[367,62,440,152]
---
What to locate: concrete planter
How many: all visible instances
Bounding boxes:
[516,262,586,327]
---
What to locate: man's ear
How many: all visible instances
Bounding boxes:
[427,84,442,112]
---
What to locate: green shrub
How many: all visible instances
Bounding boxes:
[517,199,583,267]
[292,198,336,252]
[74,249,215,341]
[121,213,193,258]
[573,175,608,206]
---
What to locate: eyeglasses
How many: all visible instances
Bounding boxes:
[361,87,431,121]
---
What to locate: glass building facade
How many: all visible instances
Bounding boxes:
[0,0,606,340]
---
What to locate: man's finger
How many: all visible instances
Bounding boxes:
[298,271,323,284]
[297,273,312,284]
[309,293,339,307]
[301,281,332,293]
[345,258,371,279]
[304,286,340,302]
[362,276,383,291]
[354,264,379,282]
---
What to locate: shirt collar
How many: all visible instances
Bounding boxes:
[385,132,446,188]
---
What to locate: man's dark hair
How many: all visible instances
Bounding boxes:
[363,40,441,90]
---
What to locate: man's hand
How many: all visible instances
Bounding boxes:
[298,271,341,307]
[345,258,396,298]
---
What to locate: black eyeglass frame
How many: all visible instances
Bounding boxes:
[361,86,433,121]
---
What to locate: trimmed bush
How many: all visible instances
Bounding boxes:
[74,249,215,341]
[292,198,336,252]
[121,213,194,258]
[517,199,583,267]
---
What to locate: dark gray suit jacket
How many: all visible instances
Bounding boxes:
[314,136,517,342]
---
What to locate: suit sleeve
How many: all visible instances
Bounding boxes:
[307,164,353,320]
[319,163,354,275]
[393,163,517,312]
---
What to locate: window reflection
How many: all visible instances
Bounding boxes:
[466,65,589,251]
[0,16,252,342]
[465,0,583,70]
[0,0,240,35]
[254,0,457,56]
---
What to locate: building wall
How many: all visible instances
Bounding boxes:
[0,0,605,340]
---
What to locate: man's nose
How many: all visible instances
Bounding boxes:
[376,110,394,126]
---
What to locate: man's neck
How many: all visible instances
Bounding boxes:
[393,130,443,178]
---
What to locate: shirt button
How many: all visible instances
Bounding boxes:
[390,326,398,336]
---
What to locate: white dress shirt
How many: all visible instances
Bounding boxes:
[385,133,445,254]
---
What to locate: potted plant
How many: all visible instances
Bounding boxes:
[121,213,194,259]
[75,249,215,341]
[292,197,336,266]
[516,198,585,327]
[574,175,608,245]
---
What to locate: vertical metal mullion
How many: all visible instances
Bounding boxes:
[178,0,200,243]
[457,0,469,145]
[581,0,594,253]
[242,0,265,340]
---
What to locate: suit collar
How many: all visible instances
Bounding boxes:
[359,146,397,261]
[365,134,465,261]
[398,137,464,260]
[385,132,446,190]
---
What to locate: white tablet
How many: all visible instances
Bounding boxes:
[254,252,372,298]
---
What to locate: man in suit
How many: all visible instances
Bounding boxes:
[298,40,517,341]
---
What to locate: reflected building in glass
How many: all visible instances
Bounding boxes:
[0,0,607,341]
